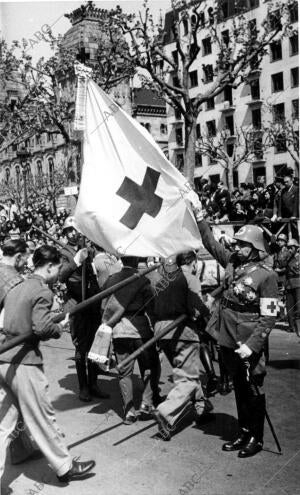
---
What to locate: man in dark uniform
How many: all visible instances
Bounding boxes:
[59,217,109,402]
[189,193,278,457]
[152,252,212,441]
[285,239,300,336]
[101,256,161,424]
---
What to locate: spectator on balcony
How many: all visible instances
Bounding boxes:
[6,199,18,222]
[229,201,247,222]
[277,174,299,219]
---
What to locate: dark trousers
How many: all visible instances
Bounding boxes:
[286,288,300,331]
[114,338,160,416]
[221,347,266,441]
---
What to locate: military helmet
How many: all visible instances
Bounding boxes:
[234,225,266,252]
[287,239,299,248]
[62,216,76,232]
[277,233,288,243]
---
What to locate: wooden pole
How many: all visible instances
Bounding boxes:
[116,314,187,371]
[0,262,162,355]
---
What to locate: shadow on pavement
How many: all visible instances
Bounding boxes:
[268,359,300,370]
[193,412,238,442]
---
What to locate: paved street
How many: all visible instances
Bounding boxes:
[2,329,300,495]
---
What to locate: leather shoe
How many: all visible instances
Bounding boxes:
[222,430,250,451]
[78,387,92,402]
[219,382,231,396]
[57,458,96,482]
[206,375,219,396]
[89,386,110,399]
[153,410,172,441]
[123,413,137,425]
[238,437,263,458]
[139,403,154,420]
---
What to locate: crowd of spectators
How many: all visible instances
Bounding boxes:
[197,169,299,224]
[0,198,71,245]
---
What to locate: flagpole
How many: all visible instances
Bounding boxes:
[0,263,162,355]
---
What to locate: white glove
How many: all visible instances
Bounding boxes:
[60,313,70,328]
[235,343,253,359]
[73,248,89,266]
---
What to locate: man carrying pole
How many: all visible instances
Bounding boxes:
[59,217,109,402]
[188,192,279,458]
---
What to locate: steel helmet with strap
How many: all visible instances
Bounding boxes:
[234,225,266,252]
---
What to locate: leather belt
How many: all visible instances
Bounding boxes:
[221,297,259,314]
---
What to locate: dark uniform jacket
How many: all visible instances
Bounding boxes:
[153,267,209,341]
[59,244,99,308]
[102,266,154,339]
[278,185,299,218]
[0,274,62,365]
[286,252,300,290]
[198,220,278,354]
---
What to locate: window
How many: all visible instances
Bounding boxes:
[275,133,287,153]
[222,30,229,46]
[176,153,184,171]
[145,123,151,133]
[248,19,257,40]
[176,127,183,146]
[269,9,282,31]
[189,70,198,88]
[172,50,178,65]
[289,2,298,23]
[253,132,263,159]
[273,103,285,122]
[175,107,181,120]
[252,108,262,129]
[10,99,17,111]
[292,99,299,120]
[5,168,10,182]
[291,67,299,88]
[37,160,43,177]
[208,7,214,25]
[206,97,215,110]
[196,123,201,139]
[160,123,167,135]
[199,12,205,27]
[270,40,282,61]
[203,64,214,83]
[206,120,216,137]
[274,164,287,178]
[224,86,233,106]
[183,19,189,35]
[290,34,298,56]
[227,143,234,157]
[271,72,284,92]
[250,79,260,100]
[225,115,234,135]
[202,37,212,55]
[195,152,202,167]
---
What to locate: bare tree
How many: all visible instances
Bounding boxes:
[104,0,295,182]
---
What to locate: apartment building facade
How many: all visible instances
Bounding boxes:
[163,0,299,188]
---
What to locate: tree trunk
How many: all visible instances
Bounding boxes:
[184,117,196,185]
[226,159,234,191]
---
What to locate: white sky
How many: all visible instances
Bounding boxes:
[1,0,171,62]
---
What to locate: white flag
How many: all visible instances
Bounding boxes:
[74,80,201,257]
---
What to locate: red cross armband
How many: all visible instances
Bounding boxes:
[260,298,279,316]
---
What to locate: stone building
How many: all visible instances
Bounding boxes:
[0,1,167,210]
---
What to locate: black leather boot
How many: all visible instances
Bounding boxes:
[222,429,250,451]
[238,437,263,458]
[88,361,110,399]
[218,350,231,395]
[238,394,265,458]
[200,344,218,395]
[75,356,91,402]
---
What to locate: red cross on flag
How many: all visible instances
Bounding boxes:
[74,78,201,257]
